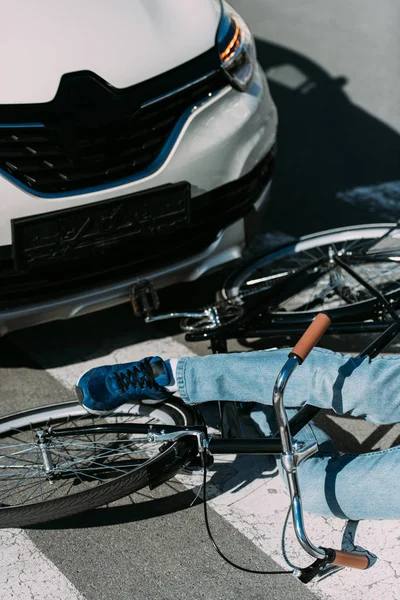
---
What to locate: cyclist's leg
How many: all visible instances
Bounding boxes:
[295,444,400,520]
[176,349,400,520]
[250,404,338,454]
[176,347,400,425]
[246,403,399,520]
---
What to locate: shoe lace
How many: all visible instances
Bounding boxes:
[113,358,162,393]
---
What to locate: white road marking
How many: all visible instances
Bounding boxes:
[0,529,84,600]
[11,332,400,599]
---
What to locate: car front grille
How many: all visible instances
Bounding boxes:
[0,150,275,308]
[0,72,225,195]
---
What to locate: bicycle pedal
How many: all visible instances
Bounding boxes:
[130,280,160,318]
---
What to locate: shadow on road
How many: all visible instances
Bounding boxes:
[255,38,400,238]
[25,487,202,531]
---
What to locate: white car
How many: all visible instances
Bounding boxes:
[0,0,277,335]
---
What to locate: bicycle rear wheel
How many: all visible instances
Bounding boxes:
[222,223,400,323]
[0,400,198,527]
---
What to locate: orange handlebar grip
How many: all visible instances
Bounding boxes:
[331,550,369,570]
[291,313,331,363]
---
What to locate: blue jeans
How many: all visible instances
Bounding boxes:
[175,347,400,520]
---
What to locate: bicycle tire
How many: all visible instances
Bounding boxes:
[0,400,198,528]
[222,223,400,323]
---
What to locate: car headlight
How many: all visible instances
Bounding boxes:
[217,0,256,91]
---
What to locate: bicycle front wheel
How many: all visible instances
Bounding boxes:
[222,223,400,323]
[0,400,198,527]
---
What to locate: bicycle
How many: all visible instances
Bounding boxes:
[129,222,400,343]
[0,313,390,584]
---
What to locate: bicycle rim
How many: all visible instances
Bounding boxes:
[222,224,400,322]
[0,400,197,527]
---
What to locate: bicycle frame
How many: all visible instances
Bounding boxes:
[125,227,400,579]
[54,313,398,582]
[53,376,328,579]
[186,318,400,343]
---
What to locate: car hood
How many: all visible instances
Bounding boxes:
[0,0,221,104]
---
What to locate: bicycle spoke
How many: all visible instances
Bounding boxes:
[281,245,400,311]
[0,398,195,527]
[244,237,400,314]
[0,412,171,509]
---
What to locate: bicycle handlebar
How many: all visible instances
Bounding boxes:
[290,313,331,363]
[275,312,371,578]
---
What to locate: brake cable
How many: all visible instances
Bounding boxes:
[200,447,293,575]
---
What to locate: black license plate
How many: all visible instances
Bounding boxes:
[12,182,191,271]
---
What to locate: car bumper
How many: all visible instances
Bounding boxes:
[0,177,272,335]
[0,64,277,335]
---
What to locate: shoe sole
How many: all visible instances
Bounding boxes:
[140,398,167,405]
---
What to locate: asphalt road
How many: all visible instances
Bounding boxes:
[232,0,400,238]
[0,318,318,600]
[2,2,400,599]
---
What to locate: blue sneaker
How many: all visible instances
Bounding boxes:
[75,356,173,415]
